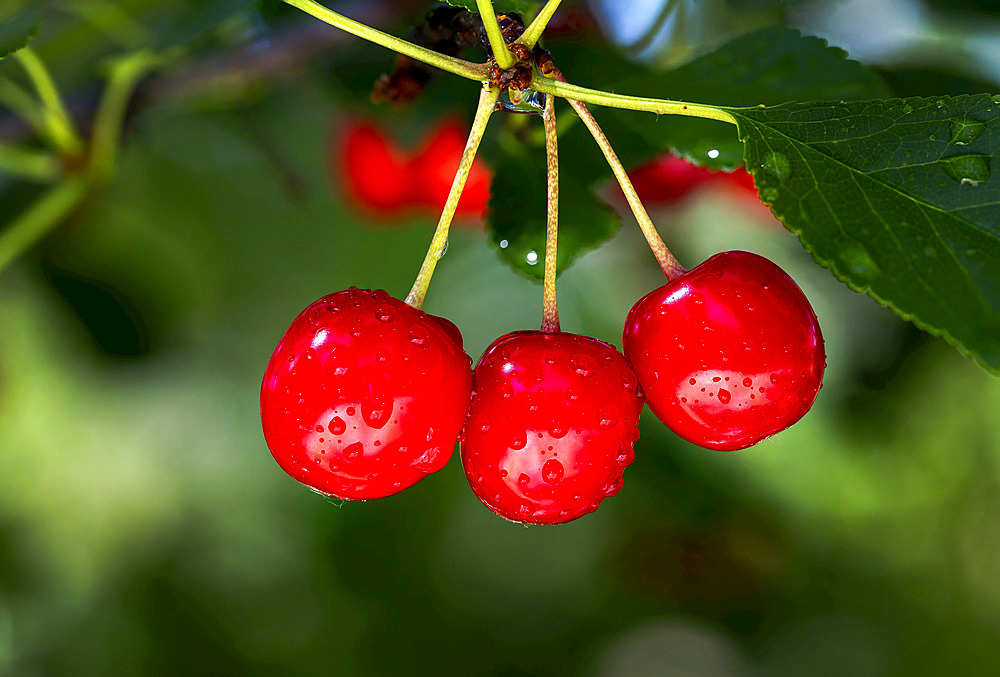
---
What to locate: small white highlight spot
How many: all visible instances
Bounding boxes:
[707,149,720,159]
[526,251,539,265]
[499,239,509,248]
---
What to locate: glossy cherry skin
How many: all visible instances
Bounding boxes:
[411,120,491,217]
[461,331,644,524]
[623,251,825,451]
[335,122,411,215]
[260,288,473,500]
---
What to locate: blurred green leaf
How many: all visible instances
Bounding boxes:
[488,130,618,281]
[0,8,39,60]
[730,94,1000,372]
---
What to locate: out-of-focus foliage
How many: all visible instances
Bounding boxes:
[1,1,1000,676]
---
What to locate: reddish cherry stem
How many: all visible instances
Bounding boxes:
[541,93,560,333]
[554,70,686,280]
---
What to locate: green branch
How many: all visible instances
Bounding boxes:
[15,48,84,156]
[0,144,61,182]
[0,179,89,275]
[476,0,515,69]
[531,73,737,125]
[520,0,563,50]
[282,0,488,81]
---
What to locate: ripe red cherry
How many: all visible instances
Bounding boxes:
[628,152,717,205]
[623,250,824,450]
[461,331,644,524]
[260,288,473,500]
[411,119,491,217]
[334,121,411,215]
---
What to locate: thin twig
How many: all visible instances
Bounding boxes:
[541,93,560,332]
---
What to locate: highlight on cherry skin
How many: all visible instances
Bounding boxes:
[260,287,473,500]
[461,330,644,525]
[623,250,825,451]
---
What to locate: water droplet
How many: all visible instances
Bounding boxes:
[375,307,393,322]
[324,347,351,377]
[718,388,731,404]
[525,250,539,265]
[343,442,364,461]
[742,377,753,387]
[598,407,618,430]
[836,238,880,284]
[570,354,597,376]
[329,416,346,435]
[603,479,623,497]
[517,472,531,487]
[413,446,443,470]
[410,325,433,347]
[762,151,791,183]
[361,394,392,429]
[510,432,527,450]
[542,459,564,484]
[941,154,990,186]
[551,426,567,439]
[951,116,986,145]
[517,502,535,519]
[688,377,697,385]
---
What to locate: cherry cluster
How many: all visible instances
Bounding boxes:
[333,119,491,219]
[260,252,825,525]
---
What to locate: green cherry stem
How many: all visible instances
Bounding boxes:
[531,72,737,125]
[88,50,166,181]
[0,143,61,182]
[282,0,488,81]
[476,0,515,69]
[520,0,563,50]
[541,93,560,333]
[0,178,89,275]
[405,86,500,309]
[556,72,686,280]
[14,48,85,157]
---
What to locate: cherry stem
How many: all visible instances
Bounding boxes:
[519,0,563,50]
[476,0,516,70]
[89,50,167,181]
[0,179,89,275]
[405,85,499,309]
[0,143,61,182]
[541,93,560,333]
[14,48,84,157]
[281,0,488,81]
[555,71,687,281]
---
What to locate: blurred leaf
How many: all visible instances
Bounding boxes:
[153,0,256,48]
[488,132,618,280]
[443,0,538,15]
[0,8,39,60]
[729,94,1000,372]
[607,26,891,170]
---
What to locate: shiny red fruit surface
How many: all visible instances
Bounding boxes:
[336,122,411,215]
[623,251,825,451]
[411,120,491,216]
[260,288,473,500]
[461,331,644,524]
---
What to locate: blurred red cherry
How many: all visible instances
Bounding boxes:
[628,152,717,204]
[411,119,491,217]
[335,121,411,216]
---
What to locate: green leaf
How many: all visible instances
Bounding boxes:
[727,94,1000,372]
[0,8,40,60]
[488,136,619,281]
[579,26,891,170]
[443,0,538,16]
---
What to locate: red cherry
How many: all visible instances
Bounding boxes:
[411,120,491,217]
[334,121,411,215]
[461,331,644,524]
[623,251,824,451]
[260,287,473,499]
[628,152,717,205]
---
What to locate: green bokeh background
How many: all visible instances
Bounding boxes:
[2,1,1000,675]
